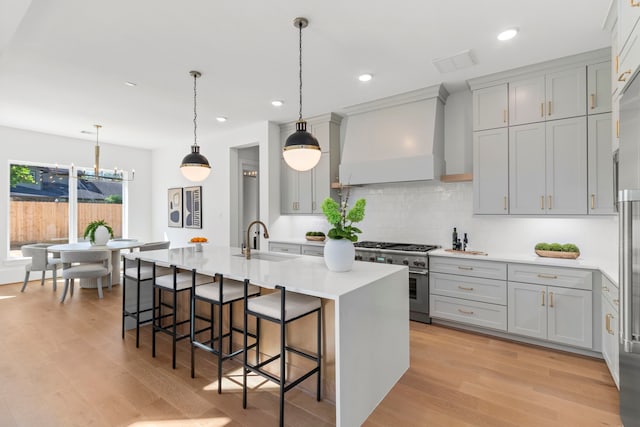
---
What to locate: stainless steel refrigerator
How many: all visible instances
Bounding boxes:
[618,70,640,427]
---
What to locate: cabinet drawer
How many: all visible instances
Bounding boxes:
[301,244,324,257]
[429,256,507,280]
[430,294,507,331]
[430,273,506,305]
[601,274,619,310]
[268,242,301,254]
[507,264,592,290]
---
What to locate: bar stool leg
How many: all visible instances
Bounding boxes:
[135,260,142,348]
[152,265,158,359]
[121,259,127,340]
[317,307,322,401]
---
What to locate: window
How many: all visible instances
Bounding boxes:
[9,162,124,258]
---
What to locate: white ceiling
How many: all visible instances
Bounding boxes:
[0,0,612,150]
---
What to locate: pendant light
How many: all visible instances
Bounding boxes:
[180,70,211,182]
[282,17,321,172]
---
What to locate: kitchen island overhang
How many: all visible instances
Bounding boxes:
[125,246,409,427]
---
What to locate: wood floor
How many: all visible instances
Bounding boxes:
[0,280,621,427]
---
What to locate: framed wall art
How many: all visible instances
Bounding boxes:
[168,187,183,227]
[183,185,202,229]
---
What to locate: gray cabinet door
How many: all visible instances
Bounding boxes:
[473,84,508,131]
[473,128,508,214]
[509,76,545,126]
[507,282,547,340]
[547,286,593,349]
[509,123,546,214]
[545,67,587,120]
[588,113,615,214]
[587,62,612,115]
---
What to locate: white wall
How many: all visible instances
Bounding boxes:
[0,125,152,284]
[150,121,279,250]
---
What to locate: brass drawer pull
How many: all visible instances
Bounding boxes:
[616,119,620,138]
[540,103,544,117]
[541,290,545,306]
[458,285,474,291]
[591,194,595,210]
[590,94,595,110]
[540,196,545,210]
[457,266,473,271]
[503,109,507,123]
[458,308,474,315]
[503,196,508,210]
[606,313,614,335]
[619,70,632,82]
[548,101,552,116]
[548,195,552,210]
[549,291,554,308]
[537,273,557,279]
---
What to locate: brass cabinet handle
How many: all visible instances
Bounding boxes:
[503,109,507,123]
[632,0,640,7]
[590,94,595,110]
[312,201,316,211]
[616,119,620,138]
[548,101,552,116]
[540,103,544,117]
[503,196,508,210]
[619,70,632,82]
[549,292,554,308]
[615,55,619,73]
[606,313,614,334]
[458,308,474,315]
[540,196,545,210]
[537,273,558,279]
[458,285,474,291]
[541,290,546,306]
[591,194,595,210]
[548,195,552,210]
[457,266,473,271]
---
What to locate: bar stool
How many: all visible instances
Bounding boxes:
[121,241,171,347]
[152,265,213,369]
[190,274,261,393]
[242,283,322,427]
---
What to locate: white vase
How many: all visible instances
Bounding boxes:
[93,225,110,246]
[324,238,355,272]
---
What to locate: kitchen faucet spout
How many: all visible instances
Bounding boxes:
[244,220,269,259]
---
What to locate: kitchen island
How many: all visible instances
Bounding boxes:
[127,246,409,427]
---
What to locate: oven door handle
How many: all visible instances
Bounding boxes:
[409,270,428,275]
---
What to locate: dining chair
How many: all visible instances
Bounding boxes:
[60,250,112,303]
[20,243,63,292]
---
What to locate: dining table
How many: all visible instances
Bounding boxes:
[49,240,143,286]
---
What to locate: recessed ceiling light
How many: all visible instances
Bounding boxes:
[497,28,518,41]
[271,100,284,107]
[124,81,137,87]
[216,116,227,122]
[358,73,373,82]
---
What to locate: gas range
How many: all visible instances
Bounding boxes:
[354,241,439,269]
[354,241,439,324]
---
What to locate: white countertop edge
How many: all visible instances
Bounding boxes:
[429,248,618,286]
[270,238,326,247]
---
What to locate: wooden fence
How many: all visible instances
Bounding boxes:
[10,201,122,247]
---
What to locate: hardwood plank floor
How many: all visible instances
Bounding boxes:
[0,280,621,426]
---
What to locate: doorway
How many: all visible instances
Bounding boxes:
[235,146,260,249]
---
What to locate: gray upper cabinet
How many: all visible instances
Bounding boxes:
[587,62,612,115]
[588,113,615,214]
[280,113,342,215]
[473,128,508,214]
[509,123,547,214]
[509,67,586,126]
[472,84,508,131]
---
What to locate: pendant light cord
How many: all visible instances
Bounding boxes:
[298,20,303,121]
[193,72,198,146]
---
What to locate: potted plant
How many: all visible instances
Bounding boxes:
[321,192,366,272]
[83,219,114,245]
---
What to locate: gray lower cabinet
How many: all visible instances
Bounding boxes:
[601,274,619,388]
[430,257,507,331]
[269,241,324,257]
[430,255,595,352]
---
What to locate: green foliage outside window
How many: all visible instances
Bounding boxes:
[10,165,35,188]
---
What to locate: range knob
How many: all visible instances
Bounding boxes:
[402,259,409,265]
[413,261,426,268]
[355,255,362,261]
[386,258,393,264]
[369,257,376,262]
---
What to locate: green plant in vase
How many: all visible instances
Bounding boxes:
[83,219,114,244]
[321,195,366,242]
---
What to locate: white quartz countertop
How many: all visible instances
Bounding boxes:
[429,248,618,285]
[270,238,326,247]
[127,246,406,300]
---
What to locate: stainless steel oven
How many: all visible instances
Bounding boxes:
[354,241,438,324]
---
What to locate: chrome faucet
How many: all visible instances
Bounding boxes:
[243,220,270,259]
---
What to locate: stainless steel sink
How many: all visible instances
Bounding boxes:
[233,252,295,262]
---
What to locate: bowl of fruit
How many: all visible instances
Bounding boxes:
[189,237,208,251]
[305,231,326,242]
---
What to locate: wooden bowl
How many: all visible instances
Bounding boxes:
[535,250,579,259]
[305,235,326,242]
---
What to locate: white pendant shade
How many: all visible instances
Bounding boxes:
[180,164,211,181]
[283,147,321,171]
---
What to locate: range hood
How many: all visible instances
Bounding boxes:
[339,84,448,185]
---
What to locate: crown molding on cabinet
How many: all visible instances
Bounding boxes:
[341,84,449,116]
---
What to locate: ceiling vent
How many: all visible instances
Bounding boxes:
[432,49,476,73]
